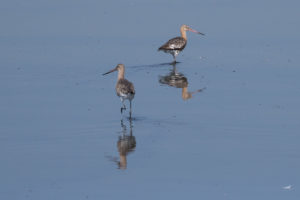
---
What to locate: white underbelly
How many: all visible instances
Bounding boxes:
[119,92,134,101]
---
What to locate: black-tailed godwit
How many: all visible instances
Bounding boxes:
[158,24,204,63]
[103,64,135,117]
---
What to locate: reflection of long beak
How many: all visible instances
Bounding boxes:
[182,87,206,100]
[102,68,117,75]
[188,28,205,36]
[191,87,206,95]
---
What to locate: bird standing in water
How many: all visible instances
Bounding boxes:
[158,24,204,63]
[103,64,135,118]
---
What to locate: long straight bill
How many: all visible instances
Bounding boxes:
[102,68,117,75]
[189,28,205,35]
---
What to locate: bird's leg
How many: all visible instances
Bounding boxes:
[129,117,133,136]
[120,98,126,114]
[120,99,123,113]
[172,53,176,64]
[129,100,132,119]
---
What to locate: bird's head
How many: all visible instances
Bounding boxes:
[181,24,205,35]
[103,64,125,75]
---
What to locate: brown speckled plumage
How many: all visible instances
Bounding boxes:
[158,24,204,62]
[103,64,135,117]
[116,79,135,98]
[158,37,187,52]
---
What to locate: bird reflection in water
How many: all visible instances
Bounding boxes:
[116,119,136,169]
[159,63,205,100]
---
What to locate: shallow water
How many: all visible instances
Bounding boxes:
[1,0,300,199]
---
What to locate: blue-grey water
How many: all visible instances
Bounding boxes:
[1,0,300,199]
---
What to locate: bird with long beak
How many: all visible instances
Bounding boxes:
[103,64,135,118]
[158,24,204,63]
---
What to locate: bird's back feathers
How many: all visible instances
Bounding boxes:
[158,37,187,51]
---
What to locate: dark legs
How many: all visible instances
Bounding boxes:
[120,98,133,119]
[172,54,177,64]
[129,100,132,119]
[120,98,126,113]
[171,61,178,74]
[171,51,180,64]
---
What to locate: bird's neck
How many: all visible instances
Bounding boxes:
[117,70,125,80]
[180,29,187,40]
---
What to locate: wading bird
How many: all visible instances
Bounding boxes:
[103,64,135,117]
[158,24,204,63]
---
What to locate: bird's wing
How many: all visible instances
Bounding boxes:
[158,37,186,51]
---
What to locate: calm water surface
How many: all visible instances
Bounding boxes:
[1,0,300,199]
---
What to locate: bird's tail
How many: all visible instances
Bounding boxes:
[158,45,164,51]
